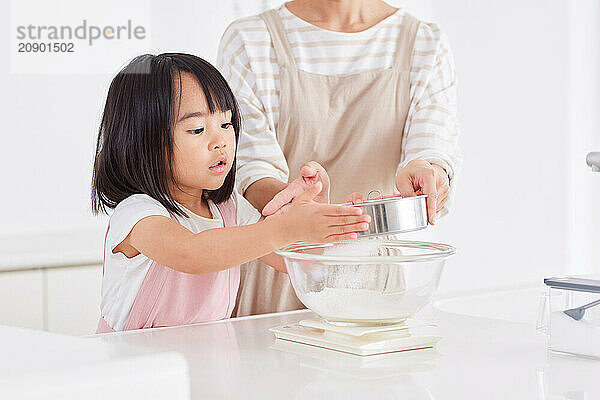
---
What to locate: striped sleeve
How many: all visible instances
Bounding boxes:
[400,22,463,216]
[217,19,290,195]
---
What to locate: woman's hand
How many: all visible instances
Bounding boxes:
[395,159,450,225]
[278,182,370,243]
[344,192,364,205]
[262,161,330,216]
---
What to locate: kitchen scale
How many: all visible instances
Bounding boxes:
[270,318,441,356]
[270,338,440,379]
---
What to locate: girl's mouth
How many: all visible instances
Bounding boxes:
[209,157,227,173]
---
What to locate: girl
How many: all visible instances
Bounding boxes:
[92,53,370,332]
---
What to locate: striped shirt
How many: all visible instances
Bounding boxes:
[217,5,462,212]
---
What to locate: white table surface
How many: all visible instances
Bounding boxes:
[88,287,600,400]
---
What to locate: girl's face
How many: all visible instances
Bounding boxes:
[171,72,236,193]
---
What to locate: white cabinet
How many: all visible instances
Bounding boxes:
[46,264,102,335]
[0,229,104,335]
[0,270,45,330]
[0,265,102,335]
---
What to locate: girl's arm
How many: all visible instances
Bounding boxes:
[249,215,287,272]
[114,183,369,274]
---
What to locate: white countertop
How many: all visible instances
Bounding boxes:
[88,285,600,400]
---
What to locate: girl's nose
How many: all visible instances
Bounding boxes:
[209,131,226,150]
[212,139,226,150]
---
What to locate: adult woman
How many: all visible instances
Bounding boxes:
[217,0,462,316]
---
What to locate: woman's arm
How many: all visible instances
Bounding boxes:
[217,23,290,209]
[115,184,369,274]
[244,177,288,214]
[397,22,463,223]
[246,160,331,215]
[217,23,330,214]
[261,161,331,216]
[258,252,287,273]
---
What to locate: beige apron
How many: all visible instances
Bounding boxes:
[233,9,420,317]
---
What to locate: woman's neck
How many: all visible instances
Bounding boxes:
[285,0,397,33]
[169,184,212,218]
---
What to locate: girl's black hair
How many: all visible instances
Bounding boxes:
[91,53,241,216]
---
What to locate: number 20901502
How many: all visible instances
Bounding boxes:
[18,42,74,53]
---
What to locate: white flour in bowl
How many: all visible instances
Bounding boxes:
[302,287,409,321]
[300,238,424,321]
[321,239,383,257]
[316,238,407,293]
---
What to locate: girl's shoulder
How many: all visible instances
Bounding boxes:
[105,194,171,261]
[112,194,169,219]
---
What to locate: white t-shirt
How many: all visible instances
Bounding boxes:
[100,191,261,331]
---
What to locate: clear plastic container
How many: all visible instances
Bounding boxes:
[540,276,600,359]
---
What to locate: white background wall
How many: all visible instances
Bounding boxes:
[0,0,599,324]
[428,0,600,293]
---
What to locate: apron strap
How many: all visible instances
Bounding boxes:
[123,210,180,331]
[215,198,237,228]
[260,9,297,68]
[101,224,110,276]
[393,13,420,71]
[214,198,238,317]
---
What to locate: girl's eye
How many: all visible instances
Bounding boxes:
[189,128,204,135]
[221,122,233,129]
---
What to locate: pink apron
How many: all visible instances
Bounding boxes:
[96,198,239,333]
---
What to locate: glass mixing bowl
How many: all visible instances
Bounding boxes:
[275,238,456,325]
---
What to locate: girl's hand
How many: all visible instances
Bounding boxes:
[280,182,370,243]
[395,159,450,225]
[262,161,330,216]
